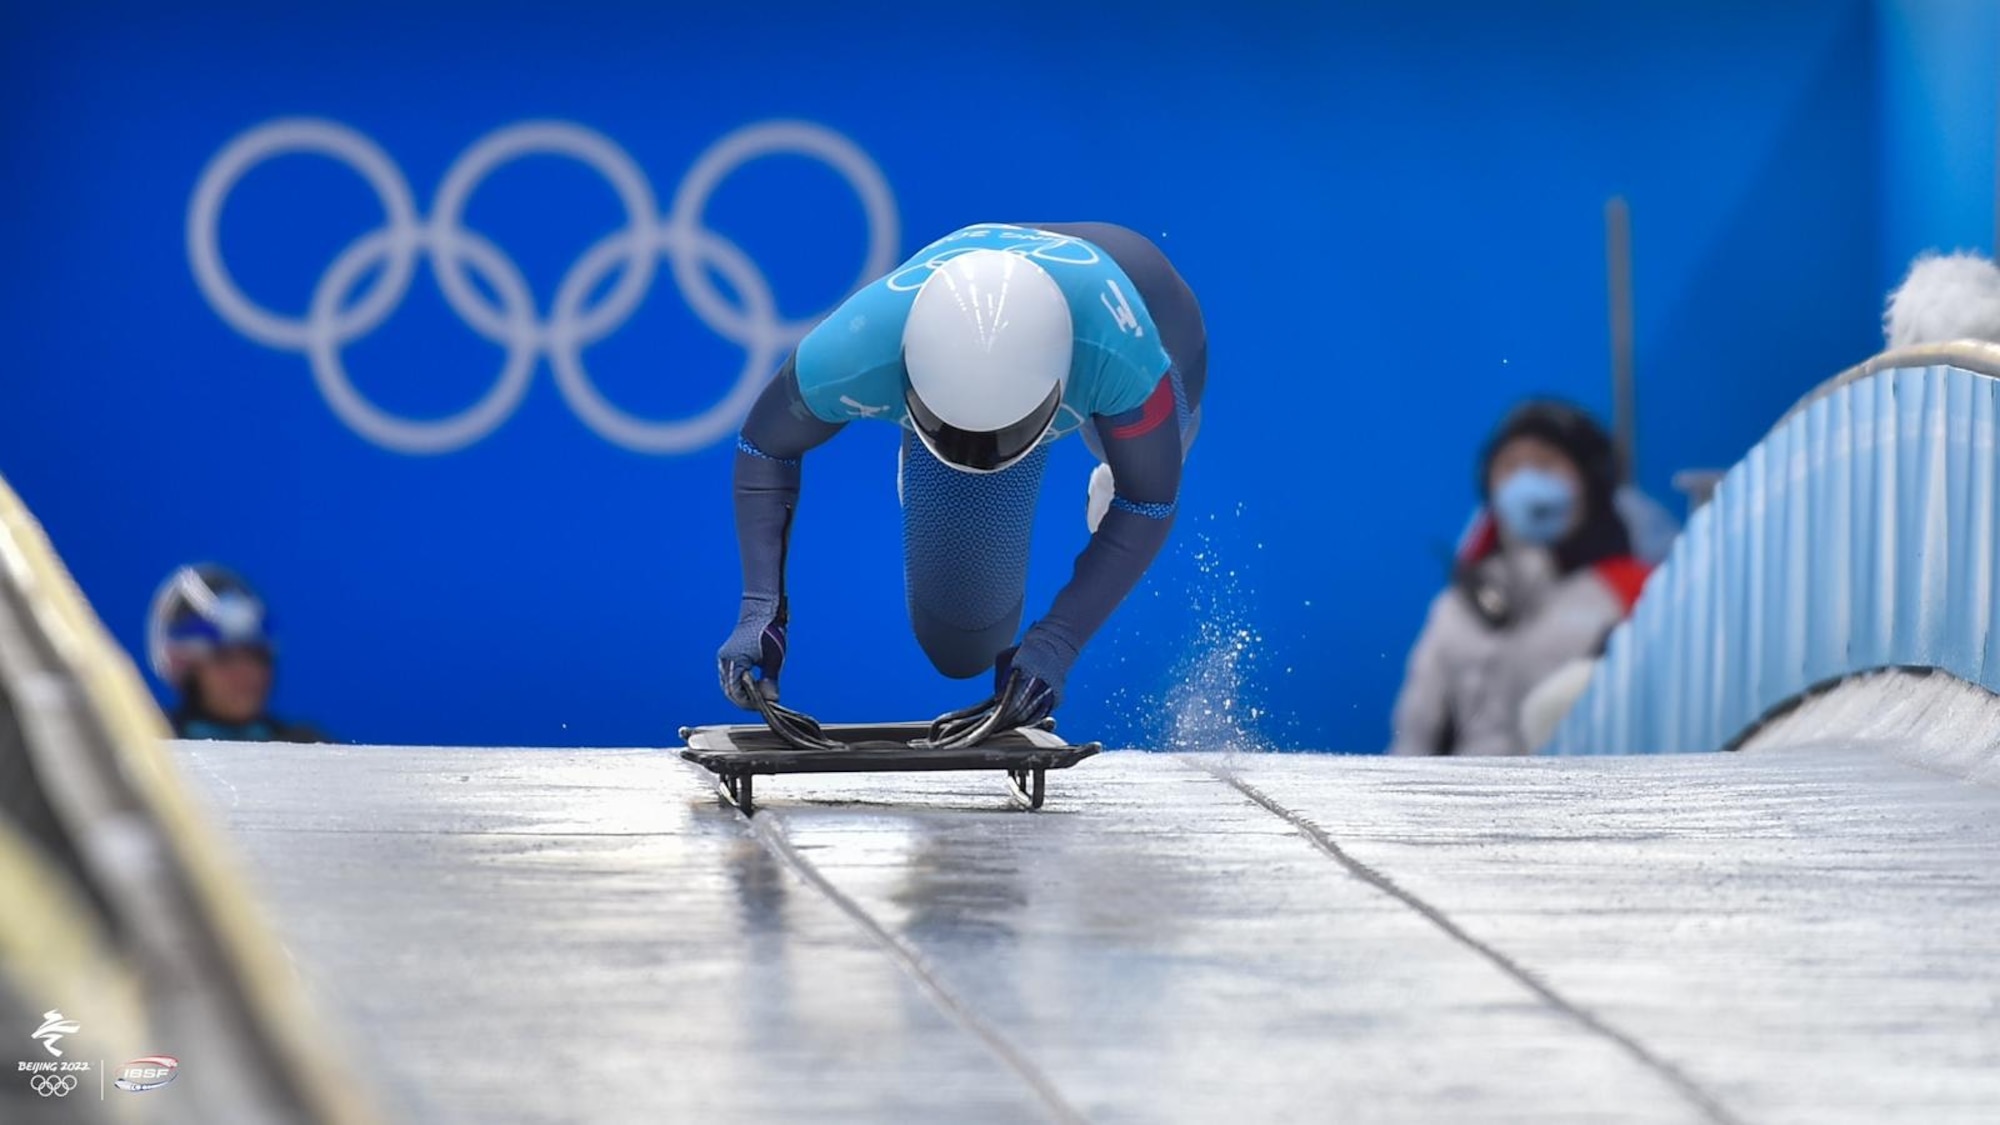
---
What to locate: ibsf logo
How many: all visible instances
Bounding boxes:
[114,1055,179,1093]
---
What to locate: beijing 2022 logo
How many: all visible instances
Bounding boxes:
[186,118,899,455]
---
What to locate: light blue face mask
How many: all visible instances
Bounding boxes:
[1493,467,1578,546]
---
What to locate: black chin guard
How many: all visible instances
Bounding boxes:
[905,381,1061,471]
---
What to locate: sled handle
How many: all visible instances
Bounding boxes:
[741,673,846,752]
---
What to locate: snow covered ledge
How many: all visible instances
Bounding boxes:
[1736,668,2000,786]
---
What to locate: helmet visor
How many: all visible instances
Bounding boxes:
[905,380,1062,473]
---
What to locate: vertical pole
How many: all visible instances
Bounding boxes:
[1605,196,1637,482]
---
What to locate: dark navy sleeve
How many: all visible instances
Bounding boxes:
[1013,376,1183,697]
[732,355,846,611]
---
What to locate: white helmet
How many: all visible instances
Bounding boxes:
[902,248,1072,473]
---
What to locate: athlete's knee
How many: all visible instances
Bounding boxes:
[909,603,1014,679]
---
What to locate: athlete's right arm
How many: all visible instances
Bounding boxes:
[719,355,846,706]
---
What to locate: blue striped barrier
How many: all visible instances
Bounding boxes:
[1548,343,2000,754]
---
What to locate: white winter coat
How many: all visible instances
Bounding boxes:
[1389,548,1644,757]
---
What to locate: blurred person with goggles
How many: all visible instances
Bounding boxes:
[147,564,326,742]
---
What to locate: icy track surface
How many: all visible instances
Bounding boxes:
[175,742,2000,1124]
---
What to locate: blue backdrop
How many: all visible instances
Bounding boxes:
[1876,0,1999,289]
[0,0,1943,749]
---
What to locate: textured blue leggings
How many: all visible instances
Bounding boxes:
[900,429,1049,678]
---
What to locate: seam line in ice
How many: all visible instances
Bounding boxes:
[1185,756,1745,1125]
[744,805,1088,1125]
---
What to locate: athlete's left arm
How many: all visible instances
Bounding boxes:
[1012,378,1183,700]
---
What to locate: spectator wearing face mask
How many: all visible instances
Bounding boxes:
[1389,401,1650,756]
[146,564,327,742]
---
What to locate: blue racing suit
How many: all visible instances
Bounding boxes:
[723,222,1206,709]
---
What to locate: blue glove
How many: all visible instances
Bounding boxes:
[1006,628,1073,708]
[996,668,1057,728]
[717,597,786,710]
[926,647,1059,749]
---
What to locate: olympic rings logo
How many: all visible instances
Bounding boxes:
[31,1074,78,1097]
[187,118,898,454]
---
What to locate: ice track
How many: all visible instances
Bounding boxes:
[177,708,2000,1123]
